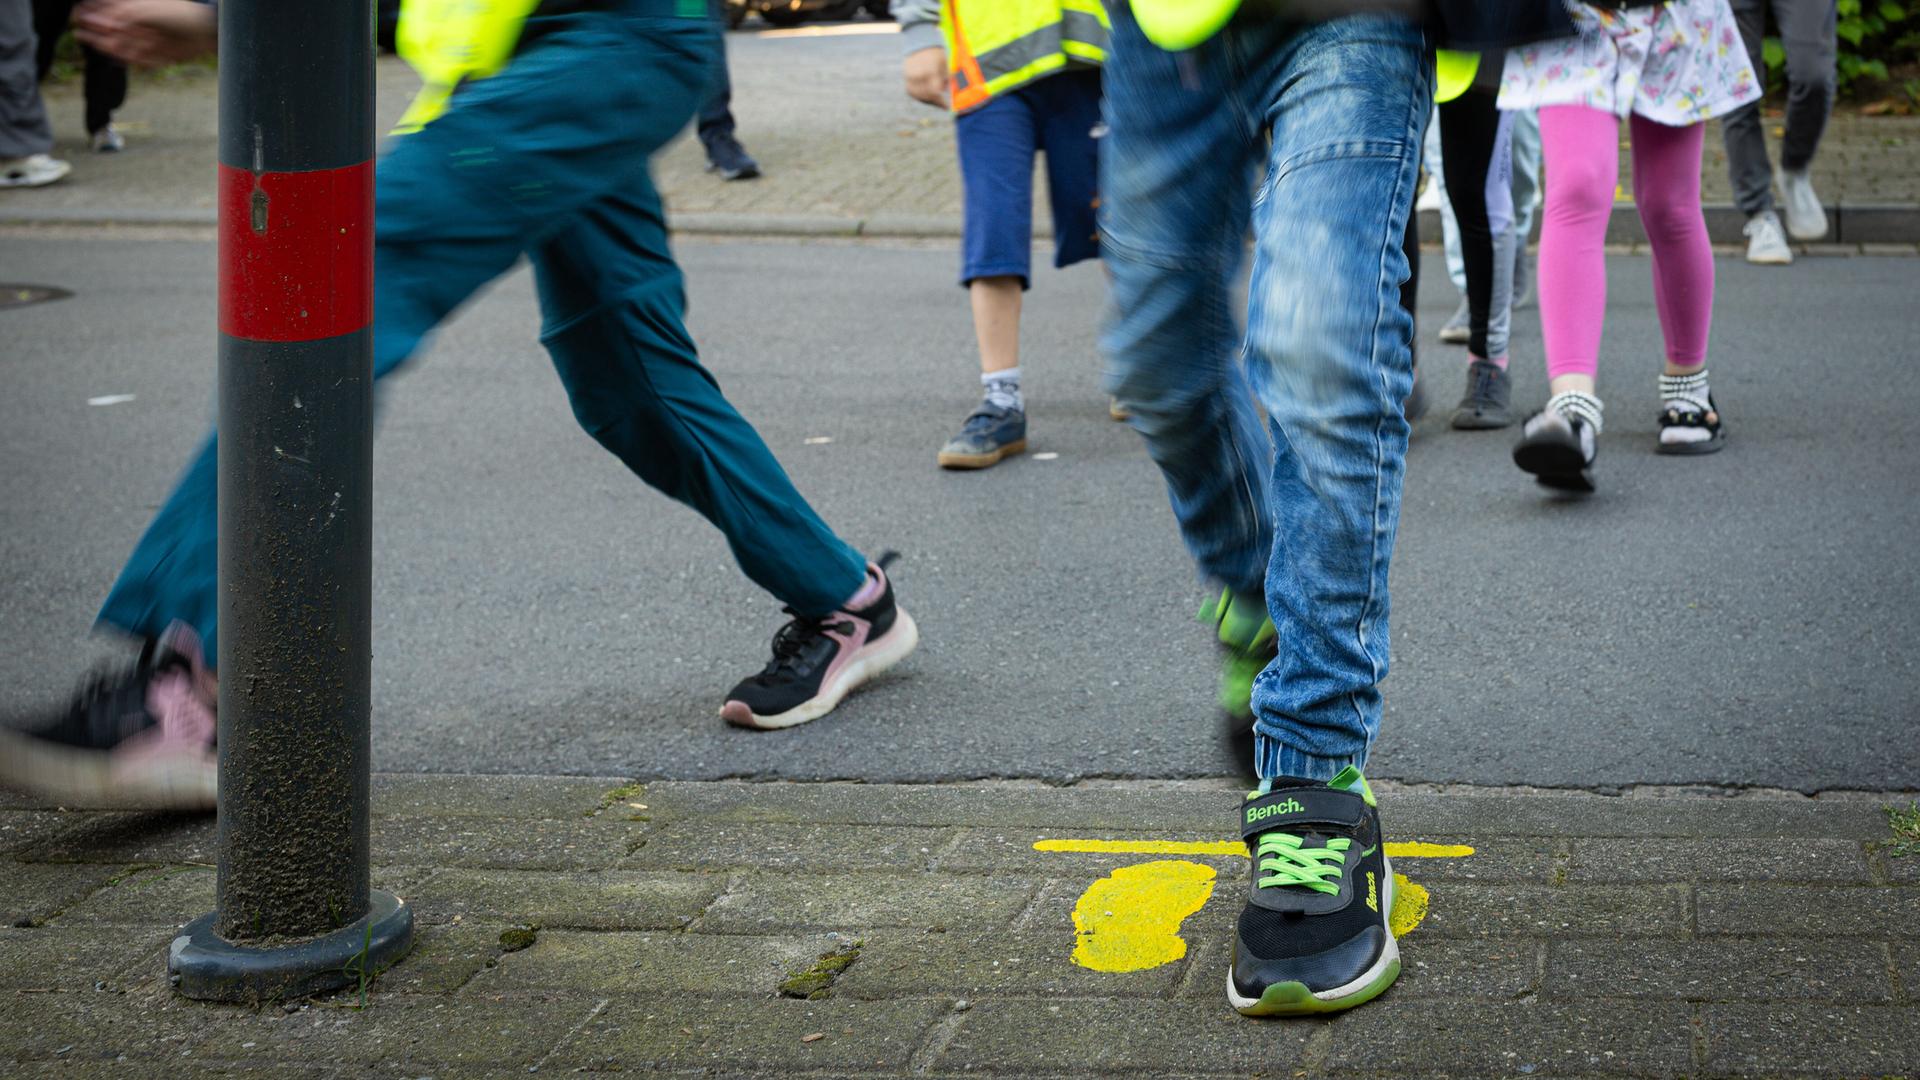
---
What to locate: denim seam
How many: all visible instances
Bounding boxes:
[1344,67,1427,749]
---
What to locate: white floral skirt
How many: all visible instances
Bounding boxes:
[1498,0,1761,125]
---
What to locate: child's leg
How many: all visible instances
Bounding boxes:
[1536,105,1619,396]
[1627,113,1713,376]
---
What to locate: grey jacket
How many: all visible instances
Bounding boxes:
[889,0,944,56]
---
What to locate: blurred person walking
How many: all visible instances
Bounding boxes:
[1424,106,1540,345]
[893,0,1107,470]
[1722,0,1837,263]
[1502,0,1759,491]
[34,0,129,151]
[0,0,919,812]
[699,0,760,179]
[1,0,69,185]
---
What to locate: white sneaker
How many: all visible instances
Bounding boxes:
[91,126,125,153]
[1743,210,1793,266]
[1780,169,1827,241]
[0,153,72,189]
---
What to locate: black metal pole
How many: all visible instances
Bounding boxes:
[171,0,411,1002]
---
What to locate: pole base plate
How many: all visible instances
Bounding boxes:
[170,889,413,1003]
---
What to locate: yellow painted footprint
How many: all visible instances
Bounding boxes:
[1037,839,1470,973]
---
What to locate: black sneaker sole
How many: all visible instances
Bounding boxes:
[1513,433,1595,493]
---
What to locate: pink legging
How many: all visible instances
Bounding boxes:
[1537,106,1714,382]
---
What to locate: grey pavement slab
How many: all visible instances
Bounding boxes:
[0,777,1915,1075]
[2,236,1919,795]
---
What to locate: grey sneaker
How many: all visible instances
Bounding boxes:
[91,125,125,153]
[1743,210,1793,266]
[1450,359,1513,430]
[937,402,1027,469]
[1437,301,1470,344]
[1780,169,1827,241]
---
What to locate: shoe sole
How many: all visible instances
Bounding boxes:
[0,726,215,810]
[1655,430,1727,456]
[720,609,921,730]
[1437,327,1470,345]
[1228,857,1401,1016]
[1746,249,1792,266]
[937,440,1027,470]
[1513,435,1595,493]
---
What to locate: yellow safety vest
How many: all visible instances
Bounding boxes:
[941,0,1108,114]
[392,0,543,134]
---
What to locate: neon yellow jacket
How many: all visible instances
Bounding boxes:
[894,0,1108,114]
[392,0,542,133]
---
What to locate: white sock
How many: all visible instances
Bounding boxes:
[1526,390,1603,462]
[1659,370,1714,446]
[982,367,1023,412]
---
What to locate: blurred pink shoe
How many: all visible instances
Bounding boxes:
[0,624,216,810]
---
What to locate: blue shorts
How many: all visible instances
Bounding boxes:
[955,67,1103,289]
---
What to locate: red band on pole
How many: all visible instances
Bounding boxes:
[219,161,373,343]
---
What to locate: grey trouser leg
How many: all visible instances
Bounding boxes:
[1723,0,1837,216]
[0,0,54,159]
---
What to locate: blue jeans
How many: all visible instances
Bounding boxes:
[97,1,868,658]
[1099,6,1430,782]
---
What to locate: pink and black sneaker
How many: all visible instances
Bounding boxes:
[721,553,919,730]
[0,624,217,810]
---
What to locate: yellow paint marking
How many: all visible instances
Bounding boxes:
[1033,838,1475,859]
[1069,860,1217,973]
[1388,874,1428,938]
[1035,838,1472,971]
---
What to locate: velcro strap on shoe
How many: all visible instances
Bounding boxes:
[1239,787,1368,842]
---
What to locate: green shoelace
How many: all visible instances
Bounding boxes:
[1255,833,1350,894]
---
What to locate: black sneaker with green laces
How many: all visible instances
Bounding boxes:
[1229,767,1399,1015]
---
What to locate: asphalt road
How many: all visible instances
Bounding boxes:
[2,232,1916,790]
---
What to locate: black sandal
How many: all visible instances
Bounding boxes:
[1656,393,1726,456]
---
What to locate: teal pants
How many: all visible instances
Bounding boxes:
[97,3,868,659]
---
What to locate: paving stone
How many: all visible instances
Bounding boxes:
[937,829,1248,875]
[348,921,506,996]
[1895,942,1919,1004]
[0,862,120,926]
[935,998,1314,1073]
[0,990,233,1064]
[370,814,638,870]
[1695,884,1920,935]
[1566,837,1873,882]
[1381,938,1543,1000]
[1701,1004,1920,1075]
[1883,848,1920,883]
[0,811,94,857]
[54,864,425,927]
[16,812,217,864]
[623,822,948,873]
[551,998,943,1073]
[833,928,1184,999]
[0,924,174,990]
[191,998,594,1070]
[406,868,726,929]
[1327,1000,1695,1075]
[14,1063,348,1079]
[1545,938,1895,1003]
[700,872,1041,934]
[478,929,843,995]
[1405,882,1689,938]
[1861,242,1920,255]
[1384,836,1565,884]
[643,781,1237,831]
[372,772,633,820]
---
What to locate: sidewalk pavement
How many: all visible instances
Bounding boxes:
[9,55,1920,247]
[4,775,1917,1076]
